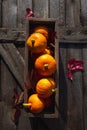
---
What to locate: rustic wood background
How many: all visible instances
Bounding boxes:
[0,0,87,130]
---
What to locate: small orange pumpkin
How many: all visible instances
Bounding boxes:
[26,32,47,53]
[35,54,57,76]
[34,26,49,39]
[36,78,56,98]
[23,94,45,113]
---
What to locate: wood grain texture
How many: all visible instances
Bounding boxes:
[2,0,17,28]
[0,0,2,27]
[0,101,16,130]
[2,0,9,27]
[8,0,17,28]
[81,0,87,25]
[0,44,24,89]
[33,0,49,18]
[66,44,83,130]
[17,0,32,28]
[82,44,87,130]
[65,0,81,27]
[47,0,66,25]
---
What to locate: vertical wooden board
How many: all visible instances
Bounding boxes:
[2,0,9,27]
[0,101,16,130]
[49,0,65,25]
[59,43,68,124]
[81,0,87,25]
[0,0,2,27]
[65,0,81,27]
[0,56,1,99]
[33,0,49,18]
[1,59,17,105]
[82,44,87,130]
[2,0,17,28]
[8,0,17,28]
[17,0,32,28]
[66,44,83,130]
[17,110,32,130]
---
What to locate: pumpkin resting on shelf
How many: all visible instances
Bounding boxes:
[36,77,56,98]
[23,94,45,114]
[35,54,57,76]
[26,32,47,53]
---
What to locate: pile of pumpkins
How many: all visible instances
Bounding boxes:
[23,26,57,114]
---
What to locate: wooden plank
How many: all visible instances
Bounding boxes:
[59,43,67,125]
[0,27,87,43]
[65,0,81,27]
[66,44,83,130]
[82,44,87,130]
[81,0,87,25]
[50,0,65,25]
[0,44,24,89]
[17,0,32,28]
[0,101,16,130]
[0,0,2,27]
[0,56,1,100]
[2,0,18,28]
[17,110,32,130]
[1,59,16,104]
[33,0,49,18]
[2,0,9,27]
[8,0,17,28]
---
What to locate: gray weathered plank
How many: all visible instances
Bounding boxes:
[0,44,24,89]
[0,101,16,130]
[2,0,9,27]
[82,44,87,130]
[2,0,17,28]
[66,44,83,130]
[8,0,17,28]
[17,110,33,130]
[0,0,2,27]
[17,0,32,28]
[1,59,17,104]
[81,0,87,25]
[65,0,81,27]
[33,0,49,18]
[50,0,65,25]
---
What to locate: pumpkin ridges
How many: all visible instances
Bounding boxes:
[26,32,47,53]
[27,94,45,113]
[35,54,57,76]
[36,78,56,98]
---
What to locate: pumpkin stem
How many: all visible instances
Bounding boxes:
[22,103,32,107]
[52,88,56,93]
[44,64,49,70]
[31,39,35,47]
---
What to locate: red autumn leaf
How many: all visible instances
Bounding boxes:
[26,8,34,18]
[68,58,84,80]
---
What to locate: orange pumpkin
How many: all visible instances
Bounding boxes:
[26,32,47,53]
[34,26,49,39]
[35,54,57,76]
[23,94,45,113]
[36,78,56,98]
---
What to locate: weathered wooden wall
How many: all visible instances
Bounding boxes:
[0,0,87,130]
